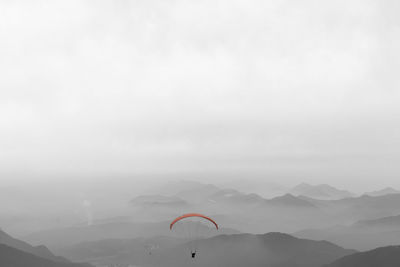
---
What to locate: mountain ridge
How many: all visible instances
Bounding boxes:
[325,246,400,267]
[0,244,93,267]
[0,228,70,263]
[57,232,356,267]
[290,183,355,200]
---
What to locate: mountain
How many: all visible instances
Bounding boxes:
[217,179,288,198]
[0,228,69,263]
[295,214,400,251]
[354,214,400,229]
[23,220,240,249]
[203,190,315,208]
[205,192,322,233]
[290,183,355,200]
[127,186,323,235]
[132,183,400,236]
[129,190,400,234]
[325,246,400,267]
[58,236,185,265]
[217,191,265,204]
[57,232,356,267]
[267,194,316,208]
[207,189,266,205]
[364,187,400,197]
[298,193,400,225]
[0,244,92,267]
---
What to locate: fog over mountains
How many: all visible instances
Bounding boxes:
[295,214,400,251]
[0,244,93,267]
[1,179,400,266]
[34,232,358,267]
[325,246,400,267]
[0,228,70,263]
[364,187,400,197]
[290,183,355,200]
[2,0,400,266]
[0,229,92,267]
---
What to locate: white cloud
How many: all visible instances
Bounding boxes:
[0,0,399,189]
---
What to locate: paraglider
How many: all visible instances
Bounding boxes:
[170,213,218,259]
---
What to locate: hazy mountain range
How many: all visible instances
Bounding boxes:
[20,181,400,251]
[0,228,68,263]
[23,220,240,249]
[325,246,400,267]
[0,244,92,267]
[363,187,400,197]
[295,214,400,251]
[0,229,92,267]
[57,232,356,267]
[3,224,400,267]
[3,180,400,266]
[290,183,355,200]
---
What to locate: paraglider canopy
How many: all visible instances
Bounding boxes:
[170,213,219,230]
[170,213,218,259]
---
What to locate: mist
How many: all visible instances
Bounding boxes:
[1,0,400,192]
[1,1,400,267]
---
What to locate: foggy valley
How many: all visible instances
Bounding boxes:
[3,179,400,266]
[1,0,400,266]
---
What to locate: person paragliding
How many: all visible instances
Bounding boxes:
[170,213,218,259]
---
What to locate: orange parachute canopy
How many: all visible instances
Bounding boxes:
[170,213,219,230]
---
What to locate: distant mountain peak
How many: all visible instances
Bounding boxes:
[325,245,400,267]
[197,188,267,206]
[261,232,297,240]
[290,183,355,200]
[268,193,316,207]
[364,187,400,197]
[0,244,92,267]
[59,232,355,267]
[353,214,400,228]
[0,228,69,263]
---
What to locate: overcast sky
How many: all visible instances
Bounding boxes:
[1,0,399,191]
